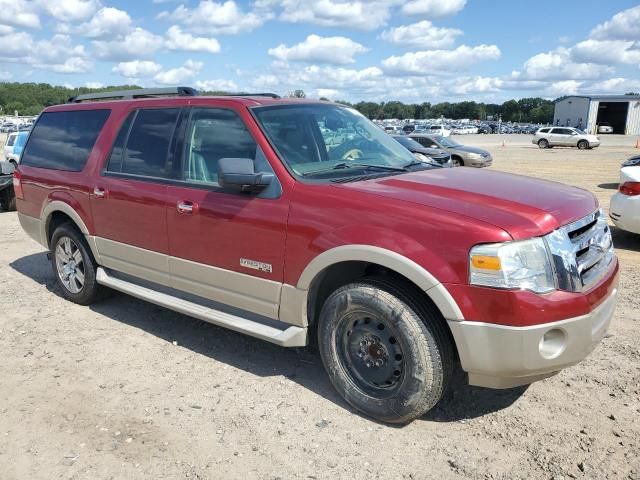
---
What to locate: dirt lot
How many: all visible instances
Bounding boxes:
[0,135,639,479]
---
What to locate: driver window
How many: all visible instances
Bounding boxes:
[183,108,259,186]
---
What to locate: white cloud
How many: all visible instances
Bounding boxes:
[517,47,612,81]
[194,79,239,91]
[93,28,164,61]
[113,60,163,78]
[401,0,466,18]
[85,81,104,88]
[268,34,368,65]
[571,39,640,65]
[381,20,462,49]
[0,0,40,28]
[165,25,221,54]
[448,76,504,95]
[159,0,268,35]
[0,70,12,80]
[154,59,203,84]
[590,5,640,41]
[73,7,132,38]
[315,88,340,99]
[0,32,92,73]
[544,80,583,97]
[382,44,501,75]
[36,0,99,21]
[587,77,640,93]
[274,0,396,30]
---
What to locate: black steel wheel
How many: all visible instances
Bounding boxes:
[317,277,454,423]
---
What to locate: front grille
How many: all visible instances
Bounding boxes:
[545,209,615,292]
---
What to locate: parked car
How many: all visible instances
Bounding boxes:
[533,127,600,150]
[391,135,452,167]
[427,125,451,137]
[402,124,415,134]
[15,87,618,423]
[2,130,29,174]
[0,122,17,133]
[610,155,640,234]
[598,123,614,134]
[409,134,492,167]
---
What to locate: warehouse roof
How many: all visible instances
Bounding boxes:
[555,94,640,103]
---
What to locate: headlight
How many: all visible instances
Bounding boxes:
[469,238,555,293]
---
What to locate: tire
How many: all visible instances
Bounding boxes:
[50,223,104,305]
[317,276,454,424]
[0,189,16,211]
[451,156,464,167]
[577,140,589,150]
[537,139,549,149]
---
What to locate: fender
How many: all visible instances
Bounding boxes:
[279,244,464,328]
[40,200,101,262]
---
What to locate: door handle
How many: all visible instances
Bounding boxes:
[93,187,107,199]
[177,201,198,214]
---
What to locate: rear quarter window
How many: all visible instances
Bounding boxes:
[20,109,110,171]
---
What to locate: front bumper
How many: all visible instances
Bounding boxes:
[466,156,492,168]
[447,288,617,389]
[610,192,640,234]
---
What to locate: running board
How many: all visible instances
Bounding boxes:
[96,267,307,347]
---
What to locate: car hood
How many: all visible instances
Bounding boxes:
[450,145,490,155]
[333,168,597,239]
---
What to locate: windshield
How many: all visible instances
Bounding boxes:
[393,136,425,150]
[253,104,416,179]
[435,136,461,148]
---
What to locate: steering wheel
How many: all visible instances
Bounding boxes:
[342,148,364,161]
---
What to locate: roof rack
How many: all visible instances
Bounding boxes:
[213,92,281,99]
[68,86,198,103]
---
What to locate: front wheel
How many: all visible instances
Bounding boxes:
[451,156,464,167]
[317,277,453,423]
[577,140,589,150]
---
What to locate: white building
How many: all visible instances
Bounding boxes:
[553,95,640,135]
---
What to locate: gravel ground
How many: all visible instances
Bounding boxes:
[0,134,639,479]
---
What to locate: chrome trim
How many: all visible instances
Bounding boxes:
[544,209,615,292]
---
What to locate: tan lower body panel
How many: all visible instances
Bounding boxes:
[94,237,285,321]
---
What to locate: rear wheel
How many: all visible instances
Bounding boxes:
[317,277,453,424]
[50,223,104,305]
[537,139,549,149]
[577,140,589,150]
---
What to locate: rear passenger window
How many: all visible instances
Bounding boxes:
[183,108,259,186]
[6,135,15,147]
[107,108,180,178]
[20,110,110,171]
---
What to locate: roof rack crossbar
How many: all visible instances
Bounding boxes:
[68,86,198,103]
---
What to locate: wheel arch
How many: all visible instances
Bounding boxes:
[286,245,464,330]
[40,201,101,262]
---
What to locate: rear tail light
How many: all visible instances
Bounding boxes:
[13,170,24,200]
[619,181,640,196]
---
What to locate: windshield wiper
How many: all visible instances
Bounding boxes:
[302,162,407,176]
[402,159,443,169]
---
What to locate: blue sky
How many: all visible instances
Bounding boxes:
[0,0,639,102]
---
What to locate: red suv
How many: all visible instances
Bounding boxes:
[15,87,618,423]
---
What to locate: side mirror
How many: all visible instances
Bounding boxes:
[218,158,274,193]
